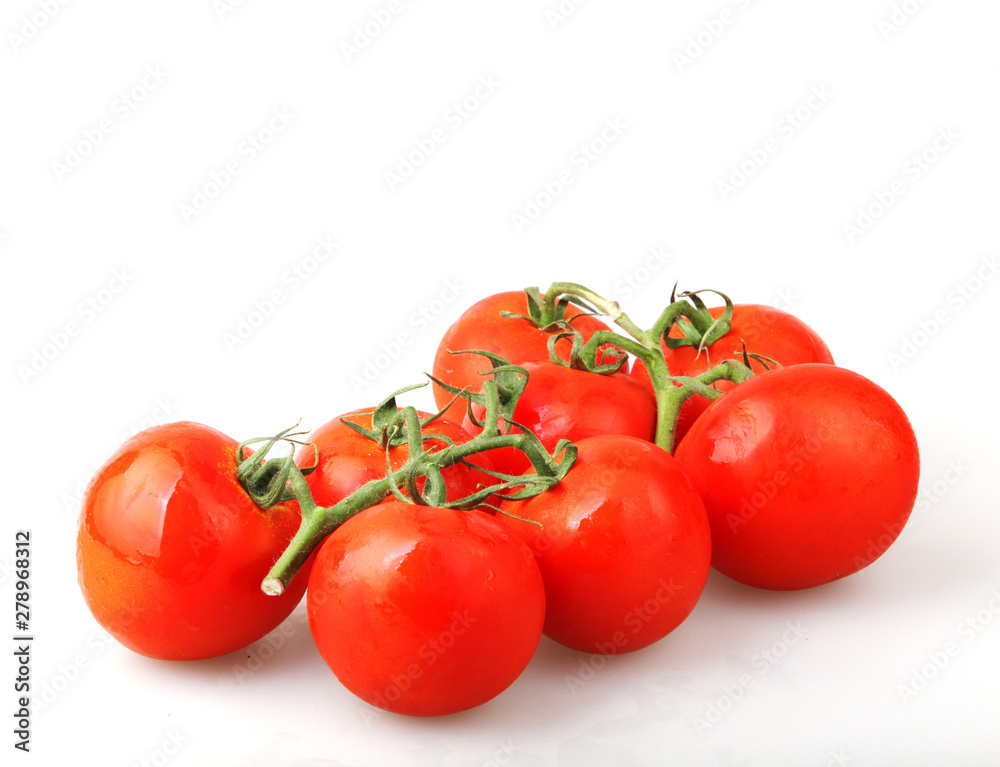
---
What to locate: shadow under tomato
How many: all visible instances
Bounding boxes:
[361,631,671,737]
[701,566,857,611]
[118,605,325,684]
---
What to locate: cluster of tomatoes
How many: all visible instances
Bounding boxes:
[76,285,920,717]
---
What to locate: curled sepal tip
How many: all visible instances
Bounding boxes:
[236,422,316,509]
[428,349,531,435]
[339,382,432,449]
[546,321,628,375]
[654,288,734,354]
[498,286,603,331]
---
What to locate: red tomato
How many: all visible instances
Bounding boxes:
[307,501,545,716]
[432,290,615,421]
[674,364,920,590]
[499,435,711,654]
[299,409,493,508]
[76,422,307,660]
[463,361,657,476]
[633,304,834,446]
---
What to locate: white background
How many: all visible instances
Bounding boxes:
[3,1,999,765]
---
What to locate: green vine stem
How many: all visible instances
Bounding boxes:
[239,359,577,596]
[533,282,753,452]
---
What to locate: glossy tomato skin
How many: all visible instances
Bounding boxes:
[432,290,615,421]
[77,422,307,660]
[307,501,545,716]
[633,304,834,446]
[674,364,920,590]
[463,361,657,476]
[299,409,493,508]
[499,435,711,654]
